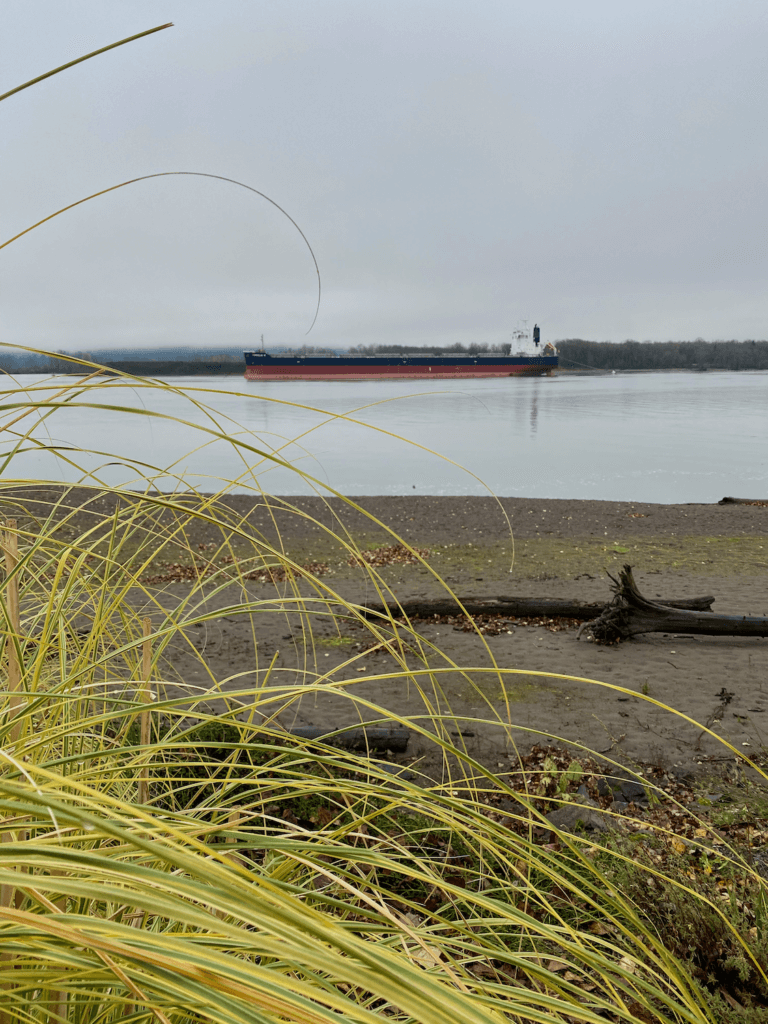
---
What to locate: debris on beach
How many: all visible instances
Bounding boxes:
[718,495,768,506]
[581,564,767,644]
[139,558,330,584]
[486,744,766,867]
[411,611,581,635]
[348,543,430,568]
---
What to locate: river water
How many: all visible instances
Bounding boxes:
[3,370,767,502]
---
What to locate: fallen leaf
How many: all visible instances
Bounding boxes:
[619,955,637,975]
[628,1000,661,1024]
[588,921,616,936]
[547,959,571,973]
[720,990,745,1012]
[407,944,443,970]
[471,963,501,980]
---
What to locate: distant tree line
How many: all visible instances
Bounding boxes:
[3,339,768,376]
[556,339,768,372]
[0,347,244,376]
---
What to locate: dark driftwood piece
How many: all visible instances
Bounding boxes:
[288,726,409,753]
[580,565,768,644]
[362,593,714,621]
[718,496,768,505]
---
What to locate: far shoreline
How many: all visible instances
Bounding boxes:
[5,364,768,377]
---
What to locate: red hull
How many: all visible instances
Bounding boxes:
[244,363,552,381]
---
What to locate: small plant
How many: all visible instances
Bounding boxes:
[597,837,768,1017]
[315,634,356,647]
[560,758,584,791]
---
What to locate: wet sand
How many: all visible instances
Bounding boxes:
[106,494,768,782]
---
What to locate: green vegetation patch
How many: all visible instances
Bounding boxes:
[314,634,356,648]
[106,532,768,586]
[597,836,768,1017]
[396,534,768,582]
[457,535,768,579]
[444,668,544,704]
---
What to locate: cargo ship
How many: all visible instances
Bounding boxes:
[244,330,557,381]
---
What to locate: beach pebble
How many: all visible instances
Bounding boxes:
[697,792,723,805]
[545,802,612,835]
[619,780,649,807]
[595,776,613,798]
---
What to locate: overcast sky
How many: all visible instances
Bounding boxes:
[3,0,767,352]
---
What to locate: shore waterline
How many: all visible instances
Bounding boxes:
[2,369,766,502]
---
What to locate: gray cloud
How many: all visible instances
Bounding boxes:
[3,0,768,352]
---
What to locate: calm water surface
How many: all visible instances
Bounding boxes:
[5,371,767,502]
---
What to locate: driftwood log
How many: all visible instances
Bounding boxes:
[580,565,768,644]
[362,593,714,621]
[287,726,409,753]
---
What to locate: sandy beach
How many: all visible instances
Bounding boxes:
[3,486,766,779]
[41,491,759,783]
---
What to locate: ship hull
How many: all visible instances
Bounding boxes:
[243,354,557,381]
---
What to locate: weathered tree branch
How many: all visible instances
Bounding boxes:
[362,592,713,621]
[580,565,768,643]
